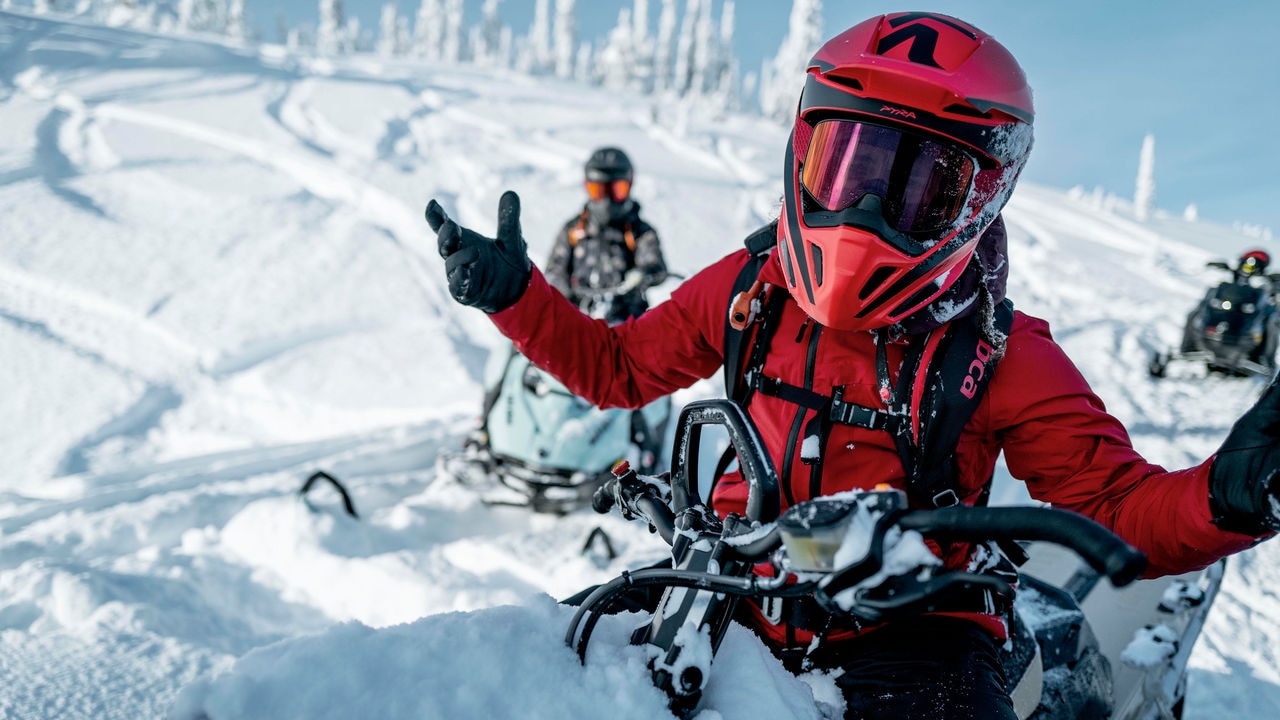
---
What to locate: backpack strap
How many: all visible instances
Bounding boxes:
[723,222,779,402]
[893,298,1014,507]
[567,210,588,247]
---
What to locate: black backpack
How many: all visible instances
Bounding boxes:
[720,223,1014,510]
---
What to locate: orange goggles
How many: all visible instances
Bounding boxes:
[585,179,631,203]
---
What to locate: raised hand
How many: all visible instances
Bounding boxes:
[425,191,532,314]
[1209,379,1280,534]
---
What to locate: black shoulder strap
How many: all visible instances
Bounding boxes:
[722,222,777,401]
[895,298,1015,507]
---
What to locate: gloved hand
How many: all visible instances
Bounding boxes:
[425,191,532,314]
[619,268,646,293]
[1209,380,1280,534]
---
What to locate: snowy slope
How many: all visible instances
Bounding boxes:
[1,10,1277,719]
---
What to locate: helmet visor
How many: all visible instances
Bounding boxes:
[801,120,976,234]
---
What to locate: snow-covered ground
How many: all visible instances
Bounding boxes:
[1,10,1277,719]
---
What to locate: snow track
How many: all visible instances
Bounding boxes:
[1,11,1278,719]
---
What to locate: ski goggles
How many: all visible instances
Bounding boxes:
[585,179,631,203]
[800,119,976,235]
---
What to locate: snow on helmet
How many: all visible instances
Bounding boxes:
[778,12,1034,331]
[1239,249,1270,276]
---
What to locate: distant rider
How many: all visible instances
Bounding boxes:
[1234,248,1272,285]
[544,147,668,322]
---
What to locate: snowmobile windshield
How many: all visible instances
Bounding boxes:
[800,119,976,235]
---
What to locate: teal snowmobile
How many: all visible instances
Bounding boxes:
[570,399,1224,719]
[441,285,671,514]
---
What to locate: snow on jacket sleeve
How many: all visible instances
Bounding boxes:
[487,250,752,409]
[991,313,1259,577]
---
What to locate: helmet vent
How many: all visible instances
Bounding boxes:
[859,266,896,300]
[811,245,824,286]
[825,75,864,92]
[942,103,991,119]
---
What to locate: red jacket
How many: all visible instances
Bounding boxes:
[491,245,1257,645]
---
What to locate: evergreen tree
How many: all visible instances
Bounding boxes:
[1134,133,1156,221]
[529,0,552,73]
[761,0,822,120]
[553,0,577,79]
[652,0,676,93]
[475,0,503,64]
[317,0,345,55]
[691,0,716,95]
[672,0,700,96]
[226,0,247,42]
[599,8,635,90]
[414,0,445,62]
[377,2,399,57]
[442,0,463,62]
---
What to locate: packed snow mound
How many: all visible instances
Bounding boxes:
[2,9,1280,720]
[166,596,832,720]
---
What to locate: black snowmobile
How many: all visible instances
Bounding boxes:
[569,399,1223,719]
[1150,260,1280,378]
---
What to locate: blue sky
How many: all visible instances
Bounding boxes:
[262,1,1279,234]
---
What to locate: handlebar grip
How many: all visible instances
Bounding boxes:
[635,495,676,545]
[900,506,1148,587]
[591,482,616,514]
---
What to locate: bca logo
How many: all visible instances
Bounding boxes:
[960,339,994,399]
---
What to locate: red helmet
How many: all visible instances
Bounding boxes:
[1239,249,1270,276]
[778,12,1034,331]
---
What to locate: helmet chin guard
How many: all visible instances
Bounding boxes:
[778,12,1034,331]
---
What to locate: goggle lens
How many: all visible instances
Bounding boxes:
[800,120,976,234]
[585,179,631,203]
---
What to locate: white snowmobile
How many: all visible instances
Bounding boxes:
[441,283,672,515]
[570,399,1223,719]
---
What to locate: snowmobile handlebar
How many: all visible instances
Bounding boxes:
[898,506,1147,586]
[668,400,780,523]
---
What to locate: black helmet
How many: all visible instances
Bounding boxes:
[585,147,633,183]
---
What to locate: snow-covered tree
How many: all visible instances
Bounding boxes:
[671,0,700,95]
[691,0,719,95]
[226,0,247,42]
[527,0,552,73]
[474,0,503,64]
[598,8,636,90]
[760,0,823,120]
[317,0,346,55]
[377,3,400,57]
[632,0,649,44]
[1134,133,1156,221]
[574,40,593,84]
[177,0,227,34]
[628,0,653,92]
[553,0,577,79]
[652,0,677,93]
[441,0,464,63]
[413,0,444,62]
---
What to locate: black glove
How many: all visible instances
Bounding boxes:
[1209,380,1280,534]
[425,191,532,314]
